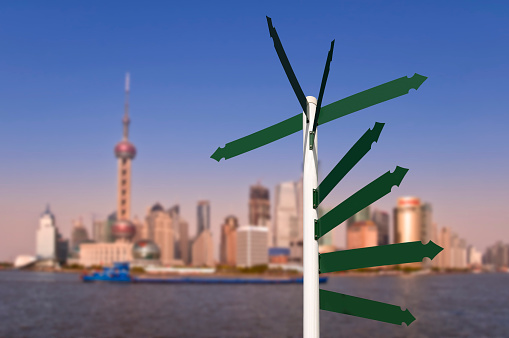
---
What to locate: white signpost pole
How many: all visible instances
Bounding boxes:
[303,96,319,338]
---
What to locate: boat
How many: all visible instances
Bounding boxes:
[81,262,132,282]
[81,262,328,284]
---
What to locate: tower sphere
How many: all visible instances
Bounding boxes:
[114,140,137,159]
[112,219,136,240]
[132,240,161,260]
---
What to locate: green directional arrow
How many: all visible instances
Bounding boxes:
[316,166,408,239]
[210,74,427,162]
[320,289,416,326]
[315,122,384,207]
[319,241,443,273]
[267,16,308,117]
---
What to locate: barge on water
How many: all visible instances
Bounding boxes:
[81,262,328,284]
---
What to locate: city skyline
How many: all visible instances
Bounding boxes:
[1,1,508,260]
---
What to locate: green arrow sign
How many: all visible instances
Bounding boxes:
[210,74,427,162]
[320,289,416,326]
[267,16,308,117]
[319,241,443,273]
[316,166,408,239]
[314,122,384,207]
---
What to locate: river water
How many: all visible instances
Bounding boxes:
[0,271,508,337]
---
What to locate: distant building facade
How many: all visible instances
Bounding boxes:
[249,183,270,226]
[36,205,58,261]
[371,209,389,246]
[220,215,238,266]
[70,218,90,258]
[236,225,268,268]
[36,205,68,266]
[197,200,210,234]
[145,203,174,265]
[274,181,298,248]
[192,228,214,267]
[394,197,422,243]
[347,220,378,250]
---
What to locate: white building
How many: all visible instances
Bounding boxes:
[274,181,299,248]
[236,225,268,268]
[36,205,58,260]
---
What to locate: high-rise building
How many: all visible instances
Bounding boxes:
[371,210,389,246]
[168,204,190,265]
[197,200,210,234]
[192,228,214,267]
[236,225,268,268]
[249,183,270,226]
[290,177,303,263]
[467,245,482,267]
[179,219,190,265]
[70,218,90,257]
[220,215,238,266]
[92,218,106,243]
[36,205,67,266]
[347,206,371,229]
[36,205,58,261]
[274,181,298,248]
[145,203,174,265]
[347,220,378,250]
[438,226,451,269]
[56,233,69,266]
[394,197,422,243]
[421,203,432,244]
[80,74,139,267]
[483,241,509,270]
[111,73,137,241]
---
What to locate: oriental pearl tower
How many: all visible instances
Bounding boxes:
[112,73,137,241]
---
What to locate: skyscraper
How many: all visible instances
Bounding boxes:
[112,73,137,241]
[220,215,238,266]
[192,200,213,266]
[347,220,378,250]
[70,218,90,257]
[236,225,268,268]
[394,197,421,244]
[197,200,210,234]
[36,205,58,261]
[145,203,174,265]
[168,204,190,265]
[80,74,138,267]
[421,203,432,244]
[347,206,371,229]
[192,228,214,267]
[249,183,270,226]
[36,205,67,266]
[371,209,389,246]
[274,181,298,248]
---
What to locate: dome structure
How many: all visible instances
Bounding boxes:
[132,240,161,260]
[112,219,136,240]
[114,140,137,159]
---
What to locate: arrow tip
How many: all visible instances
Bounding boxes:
[402,308,416,326]
[266,16,273,31]
[210,147,224,162]
[425,240,443,260]
[392,166,409,187]
[372,122,385,143]
[409,73,428,90]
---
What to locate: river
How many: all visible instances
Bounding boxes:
[0,271,507,337]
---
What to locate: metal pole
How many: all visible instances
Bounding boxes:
[303,96,319,338]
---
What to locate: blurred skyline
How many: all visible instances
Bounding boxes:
[1,1,508,260]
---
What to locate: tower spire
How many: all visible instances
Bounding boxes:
[123,72,130,140]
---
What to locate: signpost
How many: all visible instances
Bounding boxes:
[211,17,442,337]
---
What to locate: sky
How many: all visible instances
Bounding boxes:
[0,1,508,261]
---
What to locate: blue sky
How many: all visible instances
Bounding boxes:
[0,1,508,260]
